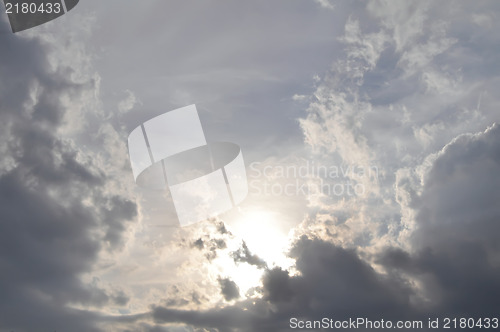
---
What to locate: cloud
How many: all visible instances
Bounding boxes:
[218,277,240,302]
[3,1,500,331]
[142,2,500,330]
[192,236,227,261]
[139,1,500,330]
[261,267,294,303]
[118,89,140,114]
[231,241,267,269]
[0,14,136,332]
[150,174,500,329]
[296,0,500,250]
[188,220,230,262]
[314,0,335,11]
[149,236,412,331]
[380,124,500,316]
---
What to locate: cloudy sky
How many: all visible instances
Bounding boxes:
[1,1,500,331]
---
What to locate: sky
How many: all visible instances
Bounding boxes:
[1,1,500,331]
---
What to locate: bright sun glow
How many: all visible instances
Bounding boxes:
[211,209,294,297]
[230,210,292,268]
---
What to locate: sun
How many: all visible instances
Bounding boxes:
[208,209,295,297]
[220,209,294,292]
[229,209,292,268]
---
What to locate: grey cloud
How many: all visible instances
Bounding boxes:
[3,1,500,331]
[161,285,205,309]
[192,238,204,250]
[0,15,136,332]
[152,211,500,331]
[231,241,267,269]
[218,277,240,302]
[152,303,264,332]
[285,236,412,318]
[101,195,137,250]
[190,230,228,262]
[380,123,500,316]
[139,2,500,331]
[216,220,230,235]
[151,236,413,331]
[261,267,293,303]
[112,289,130,306]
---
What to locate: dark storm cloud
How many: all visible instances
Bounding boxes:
[381,124,500,316]
[0,16,136,332]
[276,236,412,319]
[261,267,294,303]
